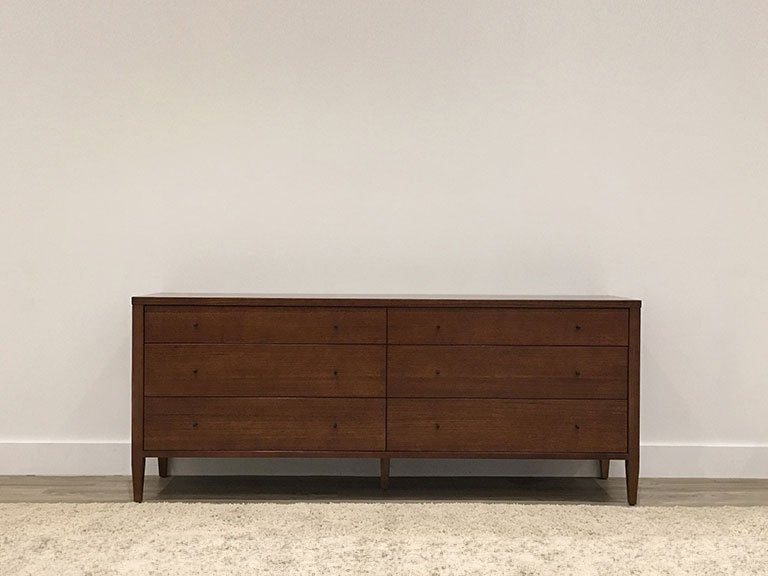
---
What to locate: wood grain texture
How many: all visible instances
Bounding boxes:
[388,308,629,346]
[387,399,627,453]
[145,398,385,451]
[145,306,386,344]
[388,345,627,399]
[145,344,385,397]
[132,295,640,505]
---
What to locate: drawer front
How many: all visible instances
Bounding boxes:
[145,398,385,451]
[388,308,628,345]
[388,346,627,399]
[387,399,627,453]
[145,344,385,397]
[145,306,386,344]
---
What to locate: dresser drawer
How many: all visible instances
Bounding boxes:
[388,308,628,345]
[145,344,385,397]
[145,398,385,451]
[145,306,386,344]
[387,399,627,452]
[388,346,627,399]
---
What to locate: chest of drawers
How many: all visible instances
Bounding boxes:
[132,294,640,504]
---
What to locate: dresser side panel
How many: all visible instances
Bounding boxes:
[132,304,144,454]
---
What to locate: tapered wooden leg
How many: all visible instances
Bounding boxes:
[158,457,169,478]
[132,454,145,503]
[626,457,639,506]
[380,458,390,490]
[599,459,610,479]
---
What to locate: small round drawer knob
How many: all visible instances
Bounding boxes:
[574,370,581,376]
[575,325,582,331]
[574,424,580,430]
[333,423,338,429]
[192,422,198,428]
[192,369,198,375]
[192,322,199,328]
[333,325,339,330]
[436,325,441,330]
[435,423,440,429]
[333,370,338,376]
[435,369,441,375]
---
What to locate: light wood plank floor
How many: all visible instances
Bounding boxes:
[1,476,766,505]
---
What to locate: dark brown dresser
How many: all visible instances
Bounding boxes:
[132,294,640,504]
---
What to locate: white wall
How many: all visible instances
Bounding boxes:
[1,1,767,477]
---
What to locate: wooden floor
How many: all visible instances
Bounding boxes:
[0,476,766,505]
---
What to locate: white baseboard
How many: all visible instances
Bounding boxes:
[0,442,766,478]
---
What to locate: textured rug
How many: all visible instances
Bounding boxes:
[1,502,766,575]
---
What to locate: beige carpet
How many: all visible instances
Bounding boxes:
[1,503,766,575]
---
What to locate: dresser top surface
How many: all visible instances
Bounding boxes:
[132,293,641,308]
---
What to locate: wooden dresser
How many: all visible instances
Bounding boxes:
[132,294,640,504]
